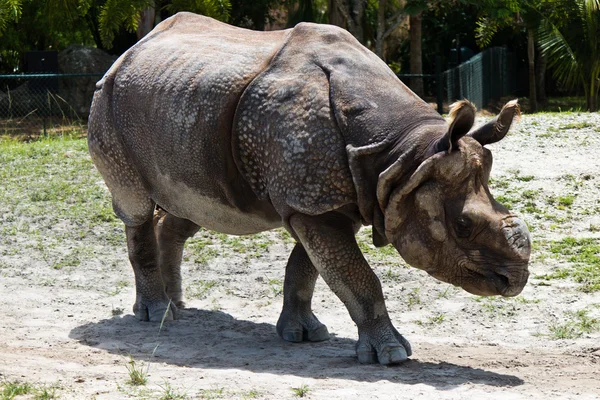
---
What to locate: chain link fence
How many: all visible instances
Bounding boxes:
[444,47,516,110]
[1,49,515,137]
[0,73,104,137]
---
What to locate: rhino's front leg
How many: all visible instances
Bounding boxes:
[289,213,412,365]
[126,219,177,321]
[276,244,330,342]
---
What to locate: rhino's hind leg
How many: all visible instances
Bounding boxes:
[154,209,200,308]
[289,212,412,365]
[126,217,177,322]
[276,244,330,343]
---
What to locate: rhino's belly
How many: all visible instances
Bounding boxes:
[152,178,282,235]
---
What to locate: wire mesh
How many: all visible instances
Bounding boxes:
[0,73,103,137]
[444,47,516,110]
[0,50,515,138]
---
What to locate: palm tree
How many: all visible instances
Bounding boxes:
[476,1,542,112]
[0,0,22,35]
[98,0,232,49]
[538,0,600,111]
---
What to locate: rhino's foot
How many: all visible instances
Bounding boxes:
[276,311,330,343]
[165,290,185,309]
[356,321,412,365]
[133,298,177,322]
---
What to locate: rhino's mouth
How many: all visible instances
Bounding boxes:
[459,264,529,297]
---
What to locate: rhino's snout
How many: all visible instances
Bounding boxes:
[494,216,531,297]
[496,266,529,297]
[502,216,531,262]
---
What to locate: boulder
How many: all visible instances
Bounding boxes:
[58,45,116,118]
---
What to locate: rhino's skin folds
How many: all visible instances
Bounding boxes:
[88,12,531,365]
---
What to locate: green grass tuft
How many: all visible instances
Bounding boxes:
[539,237,600,292]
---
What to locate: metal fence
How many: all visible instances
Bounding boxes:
[0,73,103,136]
[0,50,515,136]
[444,47,516,110]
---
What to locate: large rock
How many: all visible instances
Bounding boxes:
[58,45,116,118]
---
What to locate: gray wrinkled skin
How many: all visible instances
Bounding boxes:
[88,12,531,365]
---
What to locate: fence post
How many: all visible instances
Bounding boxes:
[435,56,443,115]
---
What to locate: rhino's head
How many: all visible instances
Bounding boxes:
[378,100,530,297]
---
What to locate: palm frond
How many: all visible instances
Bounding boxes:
[99,0,154,48]
[537,18,581,90]
[475,17,499,48]
[0,0,23,35]
[165,0,231,22]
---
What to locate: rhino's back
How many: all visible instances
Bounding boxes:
[232,21,445,221]
[91,13,288,233]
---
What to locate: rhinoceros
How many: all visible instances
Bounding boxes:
[88,12,531,365]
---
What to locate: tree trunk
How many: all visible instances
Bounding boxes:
[328,0,345,27]
[588,79,598,112]
[535,46,547,106]
[376,0,387,59]
[137,8,156,41]
[350,0,366,44]
[409,12,424,98]
[332,0,366,44]
[527,29,537,113]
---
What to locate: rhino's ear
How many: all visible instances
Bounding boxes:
[468,99,520,146]
[435,100,476,153]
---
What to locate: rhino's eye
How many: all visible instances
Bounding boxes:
[455,217,472,238]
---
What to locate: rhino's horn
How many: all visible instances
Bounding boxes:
[435,100,476,153]
[468,99,520,146]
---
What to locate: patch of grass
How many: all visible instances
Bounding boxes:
[0,381,59,400]
[513,296,541,305]
[125,355,148,386]
[357,229,401,264]
[437,286,455,299]
[540,237,600,292]
[521,189,539,199]
[50,250,82,270]
[381,267,400,282]
[560,122,593,130]
[242,389,261,399]
[107,280,129,296]
[277,228,295,244]
[267,277,283,297]
[550,310,599,339]
[186,279,218,299]
[291,384,310,398]
[210,297,222,311]
[474,297,517,317]
[158,381,187,400]
[494,194,516,210]
[489,176,510,189]
[198,387,224,399]
[428,313,445,324]
[112,307,124,316]
[557,195,575,208]
[1,380,32,399]
[407,288,421,310]
[33,384,59,400]
[517,175,535,182]
[549,322,580,339]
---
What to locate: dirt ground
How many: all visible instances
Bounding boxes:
[1,112,599,399]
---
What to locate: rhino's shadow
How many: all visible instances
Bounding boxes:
[69,307,523,389]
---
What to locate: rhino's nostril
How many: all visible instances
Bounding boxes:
[496,266,529,297]
[495,272,510,289]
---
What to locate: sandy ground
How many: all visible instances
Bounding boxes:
[1,112,599,399]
